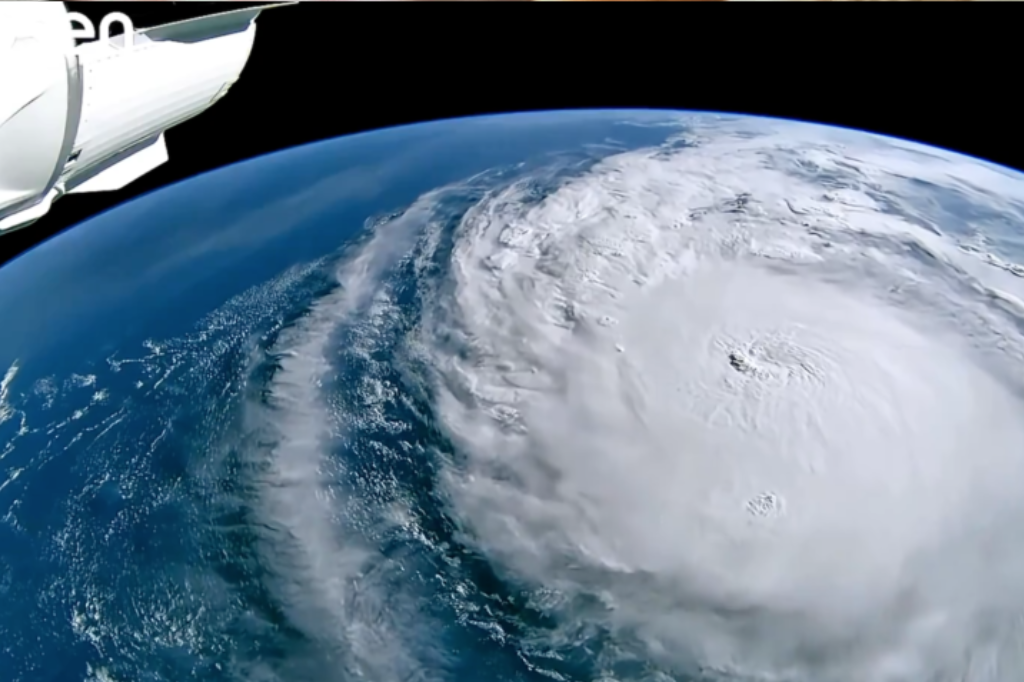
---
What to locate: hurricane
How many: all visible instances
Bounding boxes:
[3,113,1024,682]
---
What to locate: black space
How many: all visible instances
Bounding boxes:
[1,3,1019,265]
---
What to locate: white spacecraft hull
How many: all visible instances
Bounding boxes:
[0,3,289,235]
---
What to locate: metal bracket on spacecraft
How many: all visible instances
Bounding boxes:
[0,2,292,235]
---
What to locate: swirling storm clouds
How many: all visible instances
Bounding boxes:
[7,114,1024,682]
[253,116,1024,681]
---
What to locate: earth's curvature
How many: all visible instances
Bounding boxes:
[2,111,1024,682]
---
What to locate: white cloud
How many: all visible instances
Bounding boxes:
[405,116,1024,682]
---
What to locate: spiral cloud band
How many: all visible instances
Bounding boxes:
[391,117,1024,681]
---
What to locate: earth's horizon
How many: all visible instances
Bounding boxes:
[3,109,1024,682]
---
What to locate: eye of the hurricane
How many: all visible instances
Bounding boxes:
[746,490,784,518]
